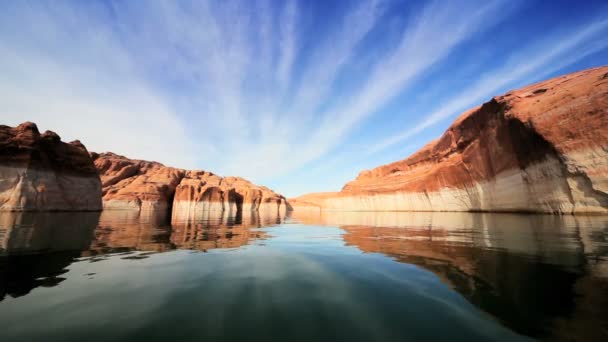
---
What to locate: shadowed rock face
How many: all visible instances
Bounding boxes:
[92,152,290,215]
[292,66,608,214]
[0,122,102,211]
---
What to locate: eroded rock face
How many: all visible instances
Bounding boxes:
[291,66,608,214]
[0,122,102,211]
[173,171,289,215]
[92,152,185,211]
[93,153,290,215]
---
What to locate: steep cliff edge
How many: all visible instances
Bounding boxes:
[0,122,102,211]
[92,152,290,215]
[291,66,608,214]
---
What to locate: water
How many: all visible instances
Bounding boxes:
[1,210,607,341]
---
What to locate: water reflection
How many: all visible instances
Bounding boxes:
[0,210,280,301]
[291,211,608,341]
[0,210,607,341]
[170,210,275,251]
[0,212,100,301]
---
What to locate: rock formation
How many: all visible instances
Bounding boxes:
[91,152,185,211]
[291,66,608,214]
[92,152,290,215]
[0,122,102,211]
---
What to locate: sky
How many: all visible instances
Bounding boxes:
[1,0,607,198]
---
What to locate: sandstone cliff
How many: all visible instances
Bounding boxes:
[291,66,608,214]
[92,152,184,211]
[0,122,102,211]
[92,152,290,215]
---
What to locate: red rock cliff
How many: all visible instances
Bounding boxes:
[0,122,102,211]
[291,66,608,214]
[92,152,290,215]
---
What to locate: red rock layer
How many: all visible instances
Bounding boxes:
[91,152,184,211]
[0,122,102,211]
[92,152,290,214]
[292,66,608,214]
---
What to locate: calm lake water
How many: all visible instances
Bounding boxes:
[1,210,607,341]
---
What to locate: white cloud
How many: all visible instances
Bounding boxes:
[277,0,298,88]
[273,0,519,178]
[285,0,384,124]
[318,0,514,135]
[0,1,197,167]
[0,0,521,182]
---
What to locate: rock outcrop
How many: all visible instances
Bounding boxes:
[291,66,608,214]
[0,122,102,211]
[173,170,290,215]
[92,152,290,215]
[92,152,185,211]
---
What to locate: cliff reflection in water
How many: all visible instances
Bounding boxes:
[0,212,100,301]
[1,210,607,341]
[290,211,608,341]
[0,210,281,301]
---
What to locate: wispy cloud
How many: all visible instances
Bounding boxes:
[291,0,519,171]
[0,1,198,167]
[367,16,608,154]
[277,0,298,88]
[0,0,606,197]
[286,0,384,123]
[321,1,514,133]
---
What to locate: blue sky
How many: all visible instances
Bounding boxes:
[1,0,607,198]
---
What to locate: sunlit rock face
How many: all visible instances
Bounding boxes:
[92,152,185,211]
[172,170,290,216]
[93,152,290,215]
[0,122,102,211]
[292,66,608,214]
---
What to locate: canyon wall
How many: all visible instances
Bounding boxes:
[0,122,102,211]
[92,152,184,211]
[292,66,608,214]
[92,152,290,215]
[0,123,289,214]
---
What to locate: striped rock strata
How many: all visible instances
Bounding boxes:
[92,152,290,215]
[291,66,608,214]
[0,122,102,211]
